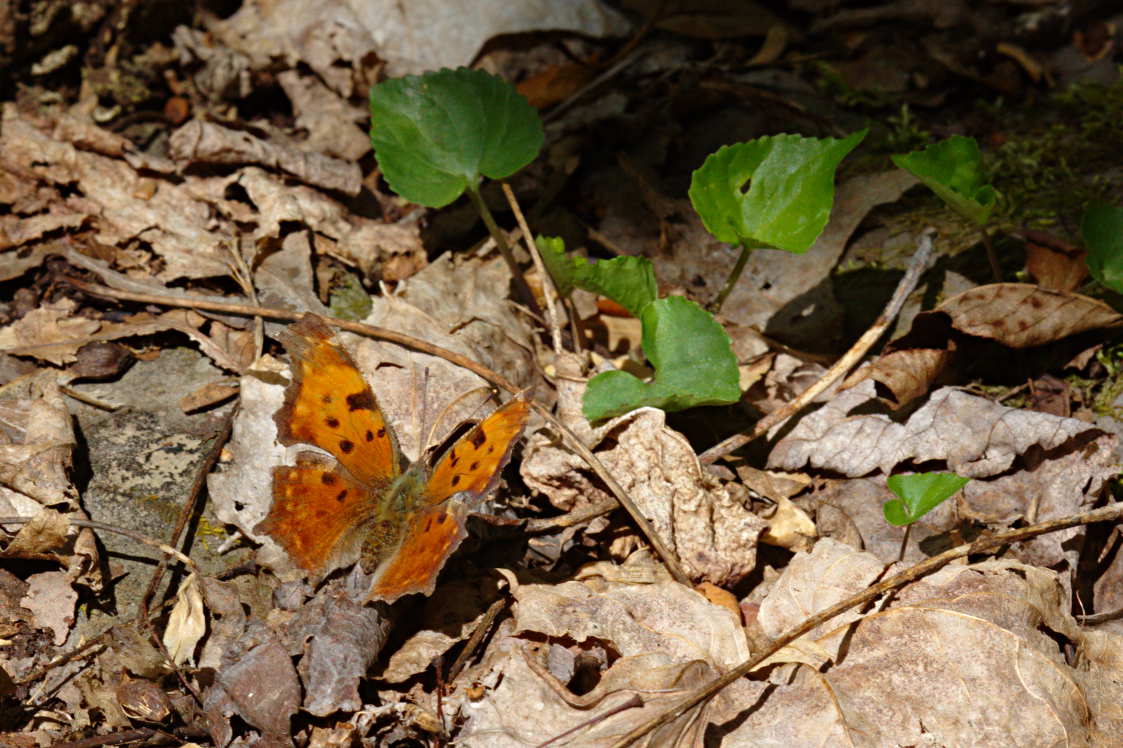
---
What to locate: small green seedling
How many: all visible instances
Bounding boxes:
[1080,202,1123,294]
[892,135,1001,279]
[369,67,544,309]
[537,237,740,421]
[883,472,970,527]
[689,130,867,312]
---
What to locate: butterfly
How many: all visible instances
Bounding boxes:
[256,315,531,604]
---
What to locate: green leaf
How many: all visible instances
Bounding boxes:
[574,256,658,318]
[891,136,997,226]
[583,296,740,421]
[882,472,970,527]
[689,130,867,252]
[370,67,544,207]
[536,235,579,298]
[1081,202,1123,294]
[536,236,657,317]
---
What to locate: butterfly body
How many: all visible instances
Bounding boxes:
[256,315,530,604]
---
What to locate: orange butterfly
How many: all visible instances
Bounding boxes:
[256,315,531,604]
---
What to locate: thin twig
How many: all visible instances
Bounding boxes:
[465,186,543,320]
[0,516,197,570]
[503,182,564,354]
[448,595,508,683]
[611,500,1123,747]
[699,230,935,464]
[61,279,690,585]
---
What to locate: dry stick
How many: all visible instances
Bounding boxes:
[503,182,564,354]
[62,279,690,585]
[139,409,235,622]
[447,595,508,683]
[0,516,198,571]
[612,500,1123,747]
[699,230,936,465]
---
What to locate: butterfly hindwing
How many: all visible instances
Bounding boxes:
[275,315,401,486]
[364,504,469,603]
[257,452,379,577]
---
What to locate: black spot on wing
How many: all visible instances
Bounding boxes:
[469,428,487,449]
[321,473,338,486]
[336,489,349,502]
[451,474,461,487]
[326,416,340,428]
[340,439,354,454]
[346,390,377,412]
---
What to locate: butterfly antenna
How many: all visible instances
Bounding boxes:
[423,386,496,452]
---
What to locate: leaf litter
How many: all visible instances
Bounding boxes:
[0,3,1122,747]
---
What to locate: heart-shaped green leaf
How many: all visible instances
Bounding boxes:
[883,472,970,527]
[689,130,867,251]
[536,236,657,317]
[891,136,997,226]
[1081,202,1123,294]
[370,67,544,207]
[583,296,740,421]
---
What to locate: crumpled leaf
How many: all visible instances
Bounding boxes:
[522,408,765,587]
[756,538,883,663]
[511,579,749,668]
[728,560,1091,745]
[169,119,362,196]
[206,636,301,740]
[163,574,206,667]
[769,381,1108,478]
[0,299,100,366]
[287,588,391,715]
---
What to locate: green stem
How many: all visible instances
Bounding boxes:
[710,240,754,314]
[466,186,542,318]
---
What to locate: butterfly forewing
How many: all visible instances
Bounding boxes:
[423,395,531,506]
[274,315,401,486]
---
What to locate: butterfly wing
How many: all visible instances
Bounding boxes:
[257,453,378,577]
[274,315,401,486]
[363,394,531,603]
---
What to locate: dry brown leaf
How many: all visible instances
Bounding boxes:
[2,507,69,558]
[0,299,101,366]
[205,636,301,740]
[769,380,1109,478]
[727,561,1092,745]
[1023,231,1088,292]
[841,346,954,407]
[757,538,883,656]
[168,120,362,196]
[288,586,391,716]
[523,408,765,587]
[20,570,77,645]
[939,283,1122,348]
[511,579,749,668]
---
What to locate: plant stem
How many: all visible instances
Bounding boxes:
[979,226,1001,282]
[466,185,542,318]
[710,240,754,314]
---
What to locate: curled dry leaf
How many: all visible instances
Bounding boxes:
[726,560,1095,745]
[523,408,766,587]
[2,507,69,559]
[163,574,206,667]
[939,283,1121,348]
